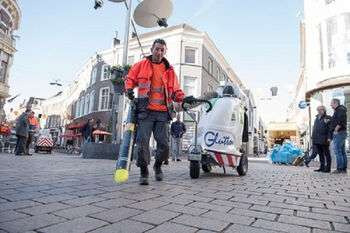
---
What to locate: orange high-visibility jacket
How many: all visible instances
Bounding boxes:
[125,56,185,114]
[29,117,38,133]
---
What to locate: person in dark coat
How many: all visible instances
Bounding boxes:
[80,119,95,155]
[14,109,31,156]
[312,106,332,172]
[170,114,186,162]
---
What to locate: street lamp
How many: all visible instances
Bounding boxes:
[94,0,173,144]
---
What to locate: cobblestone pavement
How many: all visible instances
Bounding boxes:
[0,152,349,233]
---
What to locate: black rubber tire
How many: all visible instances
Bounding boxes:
[190,161,200,178]
[202,164,212,173]
[237,154,248,176]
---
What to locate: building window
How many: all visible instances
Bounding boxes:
[0,51,9,83]
[99,87,110,110]
[80,96,85,117]
[344,13,350,64]
[75,100,80,118]
[317,24,324,70]
[89,90,95,113]
[222,74,226,82]
[216,67,220,80]
[101,64,110,80]
[185,48,196,63]
[207,84,213,92]
[128,55,135,65]
[325,0,335,5]
[91,67,97,85]
[184,77,196,96]
[84,93,89,115]
[326,16,338,68]
[208,58,213,74]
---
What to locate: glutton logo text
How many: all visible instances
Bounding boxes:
[204,131,234,147]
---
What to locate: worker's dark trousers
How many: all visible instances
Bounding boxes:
[136,110,169,167]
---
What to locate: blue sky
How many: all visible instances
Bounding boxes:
[8,0,303,122]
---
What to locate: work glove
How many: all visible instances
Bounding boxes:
[126,89,134,100]
[182,95,197,105]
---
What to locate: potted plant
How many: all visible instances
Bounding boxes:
[109,65,127,93]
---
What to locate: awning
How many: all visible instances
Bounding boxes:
[66,122,85,130]
[59,134,75,138]
[93,130,112,136]
[74,133,82,137]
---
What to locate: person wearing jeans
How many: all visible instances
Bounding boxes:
[304,144,318,167]
[328,98,347,173]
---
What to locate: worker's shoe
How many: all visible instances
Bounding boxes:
[153,161,164,181]
[139,166,149,185]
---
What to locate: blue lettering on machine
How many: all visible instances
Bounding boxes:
[204,131,234,147]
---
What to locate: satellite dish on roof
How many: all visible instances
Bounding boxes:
[133,0,173,28]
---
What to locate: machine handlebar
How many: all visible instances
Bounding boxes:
[181,98,213,113]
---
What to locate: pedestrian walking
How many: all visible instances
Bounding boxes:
[304,144,318,167]
[125,38,189,185]
[328,98,347,173]
[24,111,38,156]
[66,139,74,154]
[14,109,31,156]
[80,118,95,155]
[311,106,332,173]
[171,114,186,162]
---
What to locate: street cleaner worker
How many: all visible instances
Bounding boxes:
[125,38,191,185]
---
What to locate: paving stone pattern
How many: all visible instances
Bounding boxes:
[0,153,349,232]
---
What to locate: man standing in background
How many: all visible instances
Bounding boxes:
[171,114,186,162]
[328,98,347,174]
[311,106,332,173]
[14,109,31,156]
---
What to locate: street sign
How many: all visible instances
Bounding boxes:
[298,101,308,109]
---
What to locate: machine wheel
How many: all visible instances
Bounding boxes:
[190,161,200,178]
[237,154,248,176]
[202,164,212,173]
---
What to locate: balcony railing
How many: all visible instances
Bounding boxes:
[0,30,15,48]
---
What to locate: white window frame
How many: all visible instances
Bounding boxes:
[208,58,213,74]
[183,76,196,96]
[84,93,89,115]
[101,64,110,80]
[75,99,80,118]
[128,55,135,65]
[79,96,85,117]
[99,87,110,111]
[89,90,95,113]
[216,67,220,80]
[91,67,97,85]
[185,47,196,64]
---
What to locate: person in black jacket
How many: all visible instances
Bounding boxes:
[312,106,332,172]
[80,119,95,155]
[328,98,347,173]
[170,114,186,162]
[14,109,31,155]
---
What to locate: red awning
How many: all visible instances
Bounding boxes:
[74,133,82,137]
[59,134,75,138]
[93,130,112,136]
[66,122,85,130]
